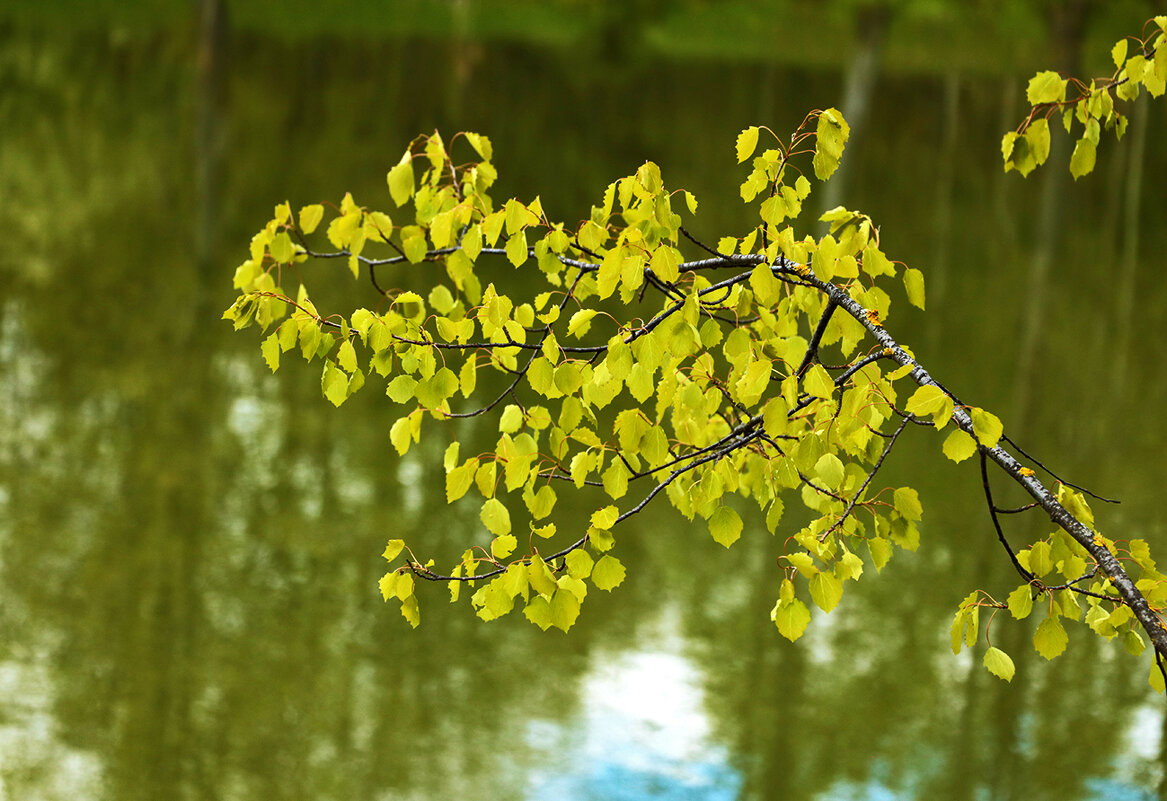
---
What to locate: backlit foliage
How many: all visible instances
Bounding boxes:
[224,17,1167,687]
[1005,15,1167,179]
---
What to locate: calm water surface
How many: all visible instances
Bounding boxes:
[3,5,1167,800]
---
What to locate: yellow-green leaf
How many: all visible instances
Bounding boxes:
[904,385,953,428]
[491,533,517,560]
[337,339,358,373]
[868,537,892,571]
[893,487,922,521]
[708,506,742,548]
[1007,584,1033,619]
[650,245,681,283]
[983,646,1015,681]
[814,453,845,491]
[1112,38,1128,69]
[387,153,414,207]
[499,404,523,434]
[591,555,626,591]
[736,125,760,163]
[1028,541,1053,577]
[1027,70,1066,104]
[784,552,819,578]
[1033,616,1068,660]
[591,505,619,530]
[550,589,581,631]
[762,397,788,439]
[903,267,925,310]
[773,598,811,641]
[386,375,417,404]
[322,360,349,407]
[836,550,864,582]
[527,485,556,520]
[1069,137,1097,179]
[969,407,1003,448]
[750,263,780,306]
[464,131,492,161]
[446,461,476,503]
[402,229,427,263]
[735,359,772,406]
[393,572,414,602]
[400,594,420,628]
[269,232,295,263]
[809,571,843,613]
[480,498,511,536]
[567,309,598,339]
[299,204,325,234]
[383,539,405,562]
[262,333,280,372]
[942,429,977,462]
[389,416,412,455]
[379,571,399,601]
[505,229,529,267]
[803,363,835,399]
[565,549,594,579]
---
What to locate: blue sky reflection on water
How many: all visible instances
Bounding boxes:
[524,615,741,801]
[517,607,1167,801]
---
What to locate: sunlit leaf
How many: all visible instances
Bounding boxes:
[904,385,953,428]
[591,555,626,591]
[567,309,598,339]
[1070,137,1097,179]
[773,598,811,641]
[893,487,923,522]
[803,364,835,399]
[299,204,325,234]
[708,506,743,548]
[1112,38,1128,68]
[1007,584,1034,619]
[550,589,581,631]
[566,550,594,579]
[903,267,925,310]
[499,404,523,434]
[969,407,1003,448]
[1028,541,1053,577]
[1027,70,1067,104]
[480,498,511,536]
[322,360,349,407]
[983,646,1015,681]
[1033,616,1068,660]
[784,552,819,577]
[383,539,405,562]
[814,453,845,491]
[262,334,280,372]
[736,125,760,163]
[491,533,517,560]
[942,429,977,462]
[809,572,843,613]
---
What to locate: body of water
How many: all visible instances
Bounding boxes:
[2,3,1166,799]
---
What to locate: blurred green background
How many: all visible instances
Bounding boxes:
[2,1,1166,799]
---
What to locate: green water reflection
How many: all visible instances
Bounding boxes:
[2,4,1167,800]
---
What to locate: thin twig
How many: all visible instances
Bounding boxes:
[1001,434,1120,504]
[819,414,912,541]
[980,450,1035,583]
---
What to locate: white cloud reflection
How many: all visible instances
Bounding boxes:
[524,613,740,801]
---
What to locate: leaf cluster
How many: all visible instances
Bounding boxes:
[222,19,1167,687]
[953,482,1166,687]
[1004,16,1167,179]
[223,116,942,638]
